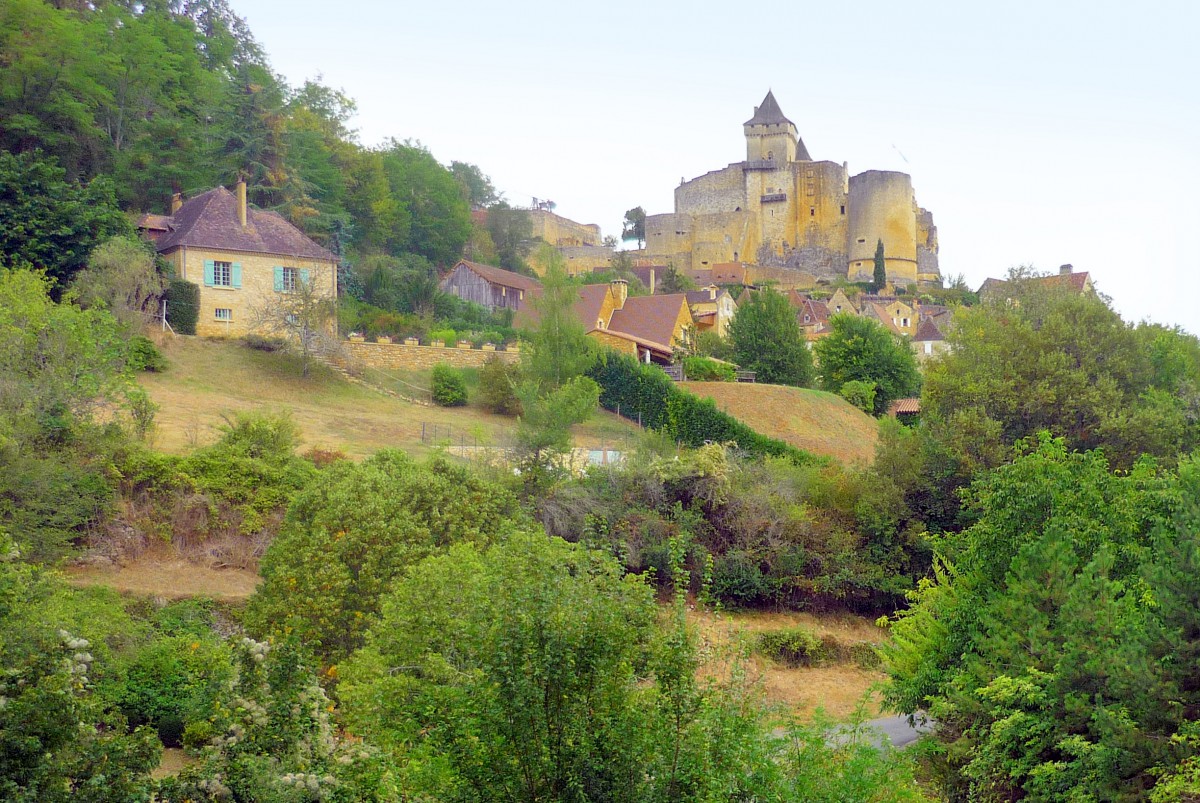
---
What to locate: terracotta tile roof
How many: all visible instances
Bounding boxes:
[608,294,690,348]
[575,284,610,327]
[979,271,1092,296]
[798,298,830,324]
[865,302,905,336]
[914,317,945,341]
[686,289,718,305]
[589,327,673,355]
[456,260,543,293]
[153,187,336,260]
[888,397,921,416]
[137,213,173,231]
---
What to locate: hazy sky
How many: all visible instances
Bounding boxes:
[234,0,1199,331]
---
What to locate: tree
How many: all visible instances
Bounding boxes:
[249,271,337,377]
[449,160,498,208]
[871,238,887,292]
[658,262,696,294]
[484,200,533,273]
[814,314,921,415]
[523,245,595,391]
[246,451,519,664]
[622,206,646,249]
[339,532,659,801]
[727,288,813,387]
[0,531,160,802]
[0,151,133,291]
[378,139,472,266]
[67,237,164,331]
[924,286,1199,469]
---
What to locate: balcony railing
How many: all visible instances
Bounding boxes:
[760,192,787,203]
[743,160,778,171]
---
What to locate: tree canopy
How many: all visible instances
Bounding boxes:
[814,313,921,415]
[727,288,813,387]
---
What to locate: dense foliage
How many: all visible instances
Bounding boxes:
[246,451,521,664]
[883,436,1200,800]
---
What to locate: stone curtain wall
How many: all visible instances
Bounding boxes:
[343,340,520,370]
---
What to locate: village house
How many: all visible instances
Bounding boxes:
[140,181,338,338]
[913,316,949,362]
[439,260,542,313]
[685,286,738,337]
[977,265,1093,305]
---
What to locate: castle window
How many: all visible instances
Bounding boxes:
[857,238,866,244]
[840,205,846,215]
[767,151,774,160]
[810,207,815,216]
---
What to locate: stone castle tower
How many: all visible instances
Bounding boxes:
[640,91,940,286]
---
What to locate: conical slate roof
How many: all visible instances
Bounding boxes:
[745,90,793,126]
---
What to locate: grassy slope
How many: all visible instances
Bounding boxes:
[681,381,879,464]
[139,336,639,459]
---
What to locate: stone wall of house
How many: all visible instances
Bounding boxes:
[342,340,520,370]
[163,246,337,338]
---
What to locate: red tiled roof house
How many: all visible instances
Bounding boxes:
[140,181,338,338]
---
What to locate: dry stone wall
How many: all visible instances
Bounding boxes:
[343,340,520,370]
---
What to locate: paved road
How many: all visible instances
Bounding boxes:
[864,713,933,748]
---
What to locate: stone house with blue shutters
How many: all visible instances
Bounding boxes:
[139,180,338,337]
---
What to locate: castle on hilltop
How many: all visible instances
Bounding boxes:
[637,91,941,287]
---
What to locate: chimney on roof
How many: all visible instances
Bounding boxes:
[170,193,183,214]
[236,178,247,228]
[610,278,628,310]
[1059,264,1073,275]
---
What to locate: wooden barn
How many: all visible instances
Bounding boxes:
[440,260,542,312]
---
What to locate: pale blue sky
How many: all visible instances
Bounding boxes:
[235,0,1199,331]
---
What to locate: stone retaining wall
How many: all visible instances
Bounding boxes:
[343,340,520,371]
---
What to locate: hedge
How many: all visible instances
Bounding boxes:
[586,352,822,465]
[166,279,199,335]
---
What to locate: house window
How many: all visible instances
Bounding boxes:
[924,342,933,354]
[902,317,910,327]
[214,308,232,321]
[285,313,299,326]
[213,261,232,287]
[281,267,299,293]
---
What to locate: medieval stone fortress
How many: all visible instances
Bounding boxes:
[630,91,941,288]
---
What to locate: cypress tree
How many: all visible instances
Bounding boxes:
[872,239,887,292]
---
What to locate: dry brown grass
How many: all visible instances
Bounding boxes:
[65,551,260,602]
[690,607,888,721]
[141,336,641,459]
[682,381,879,465]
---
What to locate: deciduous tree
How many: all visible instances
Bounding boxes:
[815,313,920,415]
[727,288,813,387]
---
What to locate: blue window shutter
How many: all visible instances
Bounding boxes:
[231,262,242,288]
[273,267,284,292]
[203,260,215,287]
[300,268,311,289]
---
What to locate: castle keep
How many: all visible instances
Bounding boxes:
[640,91,940,286]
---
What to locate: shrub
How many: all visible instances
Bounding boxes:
[683,355,736,382]
[429,328,456,345]
[126,335,168,372]
[839,379,877,414]
[165,279,199,335]
[432,364,468,407]
[711,550,771,606]
[241,333,285,352]
[756,627,825,666]
[478,355,521,415]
